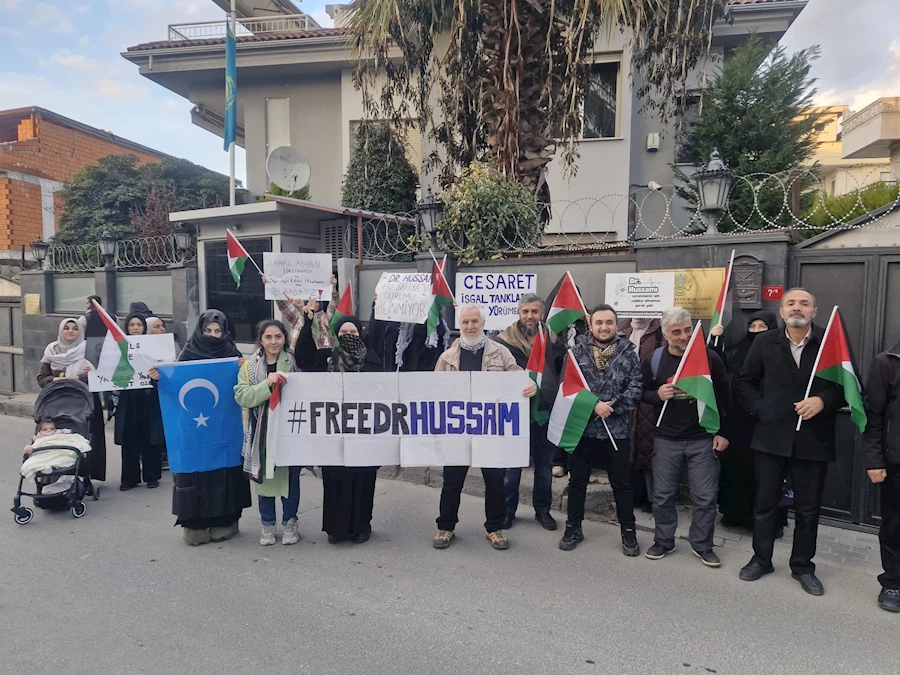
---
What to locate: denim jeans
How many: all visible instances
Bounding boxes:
[258,467,301,526]
[504,423,554,515]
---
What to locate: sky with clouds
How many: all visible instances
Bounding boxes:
[0,0,898,185]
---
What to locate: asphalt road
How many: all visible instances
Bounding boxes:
[0,414,893,675]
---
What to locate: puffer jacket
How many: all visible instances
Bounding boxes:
[571,333,643,442]
[863,342,900,469]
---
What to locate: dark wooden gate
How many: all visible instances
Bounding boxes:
[0,300,24,395]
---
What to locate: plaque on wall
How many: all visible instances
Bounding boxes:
[733,256,764,310]
[24,293,41,315]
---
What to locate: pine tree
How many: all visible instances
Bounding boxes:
[341,122,418,214]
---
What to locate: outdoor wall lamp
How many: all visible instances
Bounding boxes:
[174,222,195,254]
[416,186,443,250]
[30,239,49,269]
[97,230,118,268]
[695,149,735,236]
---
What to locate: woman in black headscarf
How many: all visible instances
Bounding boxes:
[295,297,383,544]
[150,310,252,546]
[712,310,778,528]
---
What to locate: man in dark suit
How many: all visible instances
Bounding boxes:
[736,288,845,596]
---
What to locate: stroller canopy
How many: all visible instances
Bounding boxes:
[33,379,94,437]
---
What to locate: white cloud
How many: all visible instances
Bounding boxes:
[91,76,152,100]
[39,49,98,72]
[78,35,91,47]
[31,3,78,33]
[4,0,24,9]
[0,72,54,106]
[815,40,900,112]
[73,5,91,14]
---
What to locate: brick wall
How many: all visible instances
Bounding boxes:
[5,179,43,250]
[0,178,9,248]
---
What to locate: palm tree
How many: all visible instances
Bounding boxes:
[350,0,729,197]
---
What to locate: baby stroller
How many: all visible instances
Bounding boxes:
[11,379,100,525]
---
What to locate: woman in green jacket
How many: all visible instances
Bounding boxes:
[234,319,301,546]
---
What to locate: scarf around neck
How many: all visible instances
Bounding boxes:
[330,334,368,372]
[42,318,89,375]
[460,333,487,353]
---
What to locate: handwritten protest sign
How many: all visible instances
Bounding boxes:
[263,253,332,301]
[374,272,433,324]
[605,272,676,318]
[270,371,529,470]
[455,272,537,331]
[88,333,176,391]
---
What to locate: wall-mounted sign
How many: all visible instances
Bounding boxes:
[24,293,41,315]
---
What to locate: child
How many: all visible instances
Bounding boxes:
[23,419,71,455]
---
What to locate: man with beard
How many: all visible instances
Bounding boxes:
[736,288,845,596]
[494,293,566,531]
[560,304,644,554]
[433,305,537,550]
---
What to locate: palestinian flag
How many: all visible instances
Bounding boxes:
[92,300,134,389]
[808,307,866,433]
[547,352,599,452]
[427,254,454,338]
[226,229,250,288]
[669,322,720,436]
[330,283,354,336]
[263,378,283,481]
[546,272,587,335]
[525,325,556,426]
[709,250,735,346]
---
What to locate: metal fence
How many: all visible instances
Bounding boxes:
[45,235,196,273]
[167,14,317,41]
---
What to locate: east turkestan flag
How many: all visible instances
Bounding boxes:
[671,323,720,436]
[547,352,599,452]
[226,230,250,288]
[92,299,134,389]
[546,272,587,335]
[223,14,237,151]
[427,254,453,338]
[525,325,556,426]
[330,283,354,336]
[810,307,866,434]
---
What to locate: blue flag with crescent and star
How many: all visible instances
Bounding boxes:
[223,14,237,151]
[157,358,243,474]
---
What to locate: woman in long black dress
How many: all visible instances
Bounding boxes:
[150,310,252,546]
[295,297,383,544]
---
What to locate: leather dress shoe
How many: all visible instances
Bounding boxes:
[792,572,824,596]
[502,513,515,529]
[535,512,557,530]
[739,561,774,581]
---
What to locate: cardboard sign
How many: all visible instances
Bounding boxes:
[88,333,176,391]
[270,371,530,470]
[605,273,676,318]
[455,272,537,331]
[374,272,433,324]
[263,252,333,301]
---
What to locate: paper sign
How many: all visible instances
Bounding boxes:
[455,272,537,331]
[374,272,433,324]
[88,333,176,391]
[263,252,333,301]
[605,273,676,318]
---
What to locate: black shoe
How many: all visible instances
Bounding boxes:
[692,549,721,567]
[645,543,674,560]
[503,513,515,529]
[327,534,346,545]
[119,483,135,492]
[146,480,159,489]
[792,572,824,596]
[739,561,774,581]
[622,530,639,557]
[877,588,900,612]
[351,527,372,544]
[535,512,557,531]
[774,526,785,540]
[558,522,584,551]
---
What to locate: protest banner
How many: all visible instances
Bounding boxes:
[270,371,530,472]
[455,272,538,331]
[646,267,726,319]
[374,272,433,324]
[88,333,176,392]
[605,272,676,318]
[263,252,333,301]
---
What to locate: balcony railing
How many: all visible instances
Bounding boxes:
[167,13,316,41]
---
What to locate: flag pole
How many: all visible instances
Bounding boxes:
[601,419,620,452]
[226,228,264,276]
[710,249,735,347]
[228,0,236,207]
[796,305,838,432]
[657,320,703,428]
[429,249,457,303]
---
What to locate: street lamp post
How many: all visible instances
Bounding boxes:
[416,186,443,251]
[173,222,195,256]
[97,230,118,269]
[30,239,49,269]
[694,149,735,236]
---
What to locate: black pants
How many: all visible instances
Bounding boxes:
[321,467,377,539]
[567,436,635,531]
[437,466,506,533]
[121,427,161,486]
[879,464,900,590]
[752,451,828,575]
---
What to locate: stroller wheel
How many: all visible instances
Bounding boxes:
[14,508,34,525]
[71,502,86,518]
[93,486,100,501]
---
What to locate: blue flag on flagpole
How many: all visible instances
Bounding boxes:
[223,15,237,151]
[157,358,243,474]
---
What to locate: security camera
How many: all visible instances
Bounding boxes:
[647,181,662,191]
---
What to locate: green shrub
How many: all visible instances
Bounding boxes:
[802,181,900,230]
[341,122,418,214]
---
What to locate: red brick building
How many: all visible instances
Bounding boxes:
[0,107,167,256]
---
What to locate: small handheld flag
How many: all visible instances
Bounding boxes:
[546,272,587,335]
[427,253,454,339]
[330,283,354,336]
[547,352,600,452]
[709,249,735,347]
[525,326,555,426]
[91,300,135,389]
[226,229,262,288]
[657,321,720,436]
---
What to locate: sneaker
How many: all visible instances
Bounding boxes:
[183,527,211,546]
[622,530,640,557]
[432,529,455,549]
[486,530,509,550]
[259,524,276,546]
[282,518,300,545]
[692,548,721,567]
[210,522,239,542]
[552,465,566,478]
[877,588,900,613]
[645,542,674,560]
[559,522,584,551]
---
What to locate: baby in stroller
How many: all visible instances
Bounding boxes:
[12,379,100,524]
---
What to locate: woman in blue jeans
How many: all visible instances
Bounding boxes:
[235,319,302,546]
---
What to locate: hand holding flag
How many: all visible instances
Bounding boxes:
[427,253,454,340]
[708,249,735,347]
[546,272,588,335]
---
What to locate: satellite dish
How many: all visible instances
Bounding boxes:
[266,146,311,193]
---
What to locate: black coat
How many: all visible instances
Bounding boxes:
[295,315,383,373]
[735,324,845,462]
[863,342,900,469]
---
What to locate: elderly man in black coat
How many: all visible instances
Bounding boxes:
[736,288,845,596]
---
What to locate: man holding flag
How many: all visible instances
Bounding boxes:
[736,288,847,596]
[641,307,730,567]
